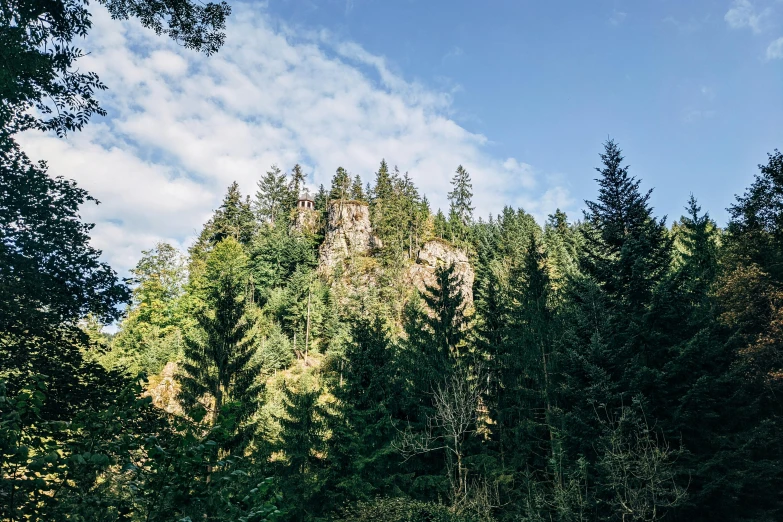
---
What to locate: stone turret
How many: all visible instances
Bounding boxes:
[292,189,319,233]
[318,200,381,271]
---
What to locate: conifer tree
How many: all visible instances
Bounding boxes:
[370,160,403,253]
[371,159,393,203]
[191,182,256,264]
[288,163,307,209]
[350,174,366,201]
[178,238,261,437]
[255,164,289,223]
[448,165,474,244]
[434,209,449,240]
[314,184,328,213]
[326,317,402,509]
[330,167,351,201]
[275,377,329,521]
[543,209,581,292]
[492,234,557,472]
[582,140,671,312]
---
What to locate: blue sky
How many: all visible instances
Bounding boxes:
[18,0,783,275]
[268,0,783,223]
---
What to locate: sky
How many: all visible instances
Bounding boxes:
[18,0,783,277]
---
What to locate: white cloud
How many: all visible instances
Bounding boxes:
[18,3,567,276]
[724,0,769,33]
[766,36,783,59]
[609,10,627,26]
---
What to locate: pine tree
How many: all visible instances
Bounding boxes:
[371,159,393,203]
[543,209,581,293]
[275,376,329,521]
[191,182,256,264]
[492,234,557,473]
[448,165,474,244]
[314,184,328,213]
[287,163,307,210]
[582,140,671,311]
[434,209,449,240]
[255,164,290,223]
[326,317,402,509]
[350,174,366,201]
[330,167,351,201]
[178,238,261,438]
[370,160,404,253]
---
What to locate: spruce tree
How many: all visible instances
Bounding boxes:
[255,164,289,223]
[326,317,402,510]
[288,163,307,210]
[275,377,329,521]
[448,165,474,244]
[582,140,671,311]
[330,167,351,201]
[434,209,449,240]
[178,238,261,437]
[191,182,256,264]
[350,174,366,201]
[314,184,328,213]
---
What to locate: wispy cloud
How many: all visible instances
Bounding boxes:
[18,3,568,275]
[441,46,464,65]
[609,10,627,26]
[682,108,717,123]
[766,36,783,59]
[724,0,770,33]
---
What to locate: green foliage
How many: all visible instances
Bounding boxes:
[191,182,256,266]
[179,238,262,440]
[338,497,482,522]
[351,174,366,201]
[256,164,291,223]
[0,0,230,135]
[330,167,352,201]
[250,221,318,294]
[107,243,188,375]
[6,121,783,522]
[0,136,129,338]
[448,165,474,244]
[325,317,404,508]
[274,375,330,520]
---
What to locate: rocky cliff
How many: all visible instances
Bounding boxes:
[291,207,319,234]
[318,200,381,271]
[406,239,474,306]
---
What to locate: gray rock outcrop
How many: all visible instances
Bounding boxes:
[319,200,381,271]
[406,239,474,306]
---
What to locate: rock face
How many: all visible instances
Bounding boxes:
[144,361,183,415]
[291,207,319,234]
[407,239,474,306]
[319,200,381,271]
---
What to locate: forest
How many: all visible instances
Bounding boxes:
[2,0,783,521]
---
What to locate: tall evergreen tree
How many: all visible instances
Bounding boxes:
[314,184,328,213]
[191,182,256,265]
[434,209,449,240]
[371,159,394,203]
[448,165,474,244]
[255,164,290,223]
[330,167,352,201]
[351,174,366,201]
[178,238,261,438]
[275,376,330,521]
[582,140,671,312]
[326,317,402,510]
[288,163,307,209]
